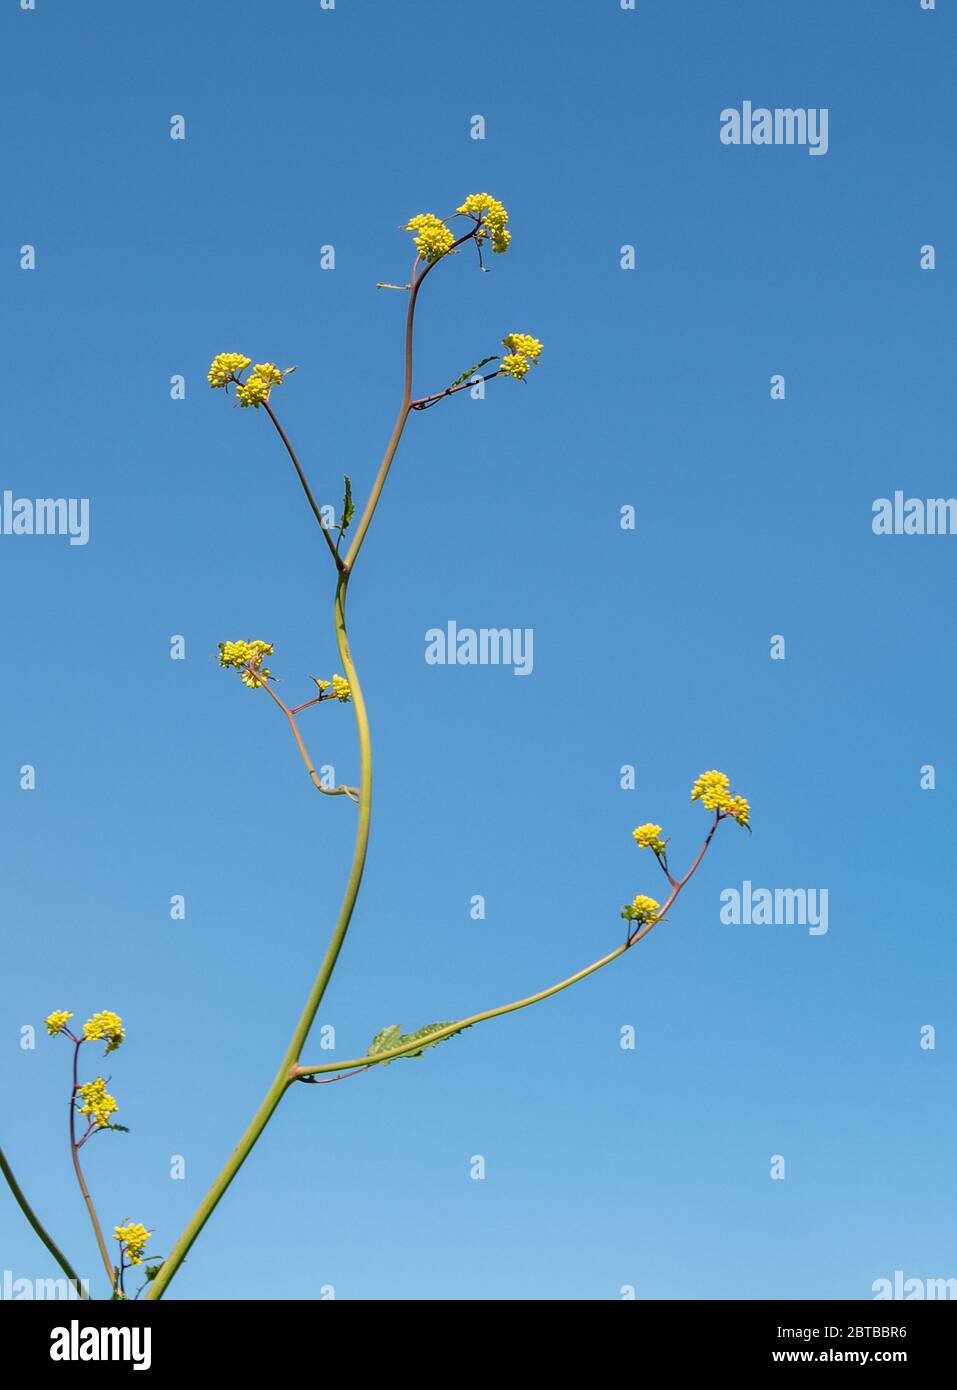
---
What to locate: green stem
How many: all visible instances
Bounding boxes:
[146,573,373,1300]
[1,1144,91,1298]
[148,230,466,1299]
[293,816,723,1078]
[298,943,632,1076]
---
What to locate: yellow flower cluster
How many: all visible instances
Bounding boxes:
[207,353,251,388]
[45,1010,73,1036]
[499,333,543,381]
[218,640,274,689]
[502,333,543,362]
[114,1223,151,1266]
[237,362,284,409]
[208,354,287,408]
[83,1011,125,1054]
[499,354,530,380]
[623,894,660,925]
[406,213,455,263]
[77,1078,118,1129]
[314,674,351,702]
[633,823,666,854]
[631,894,660,921]
[690,770,751,826]
[690,769,730,809]
[456,192,510,253]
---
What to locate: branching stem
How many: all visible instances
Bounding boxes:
[261,677,359,801]
[148,213,691,1300]
[69,1039,115,1292]
[292,814,723,1079]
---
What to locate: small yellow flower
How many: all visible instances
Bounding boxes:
[632,823,666,854]
[236,374,270,409]
[45,1010,73,1037]
[456,192,501,220]
[76,1078,118,1129]
[331,674,351,702]
[690,769,752,825]
[456,193,510,253]
[499,334,543,382]
[499,353,531,380]
[251,362,283,387]
[622,894,661,925]
[210,355,286,407]
[406,213,454,263]
[114,1223,151,1267]
[690,769,732,812]
[501,333,543,362]
[313,678,331,692]
[207,353,251,389]
[83,1011,125,1054]
[217,640,273,688]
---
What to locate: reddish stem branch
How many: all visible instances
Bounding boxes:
[69,1039,115,1291]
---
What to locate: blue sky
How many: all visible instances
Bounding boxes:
[2,0,954,1300]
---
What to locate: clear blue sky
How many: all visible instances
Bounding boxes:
[2,0,955,1300]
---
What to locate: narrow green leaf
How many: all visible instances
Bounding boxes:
[367,1021,470,1065]
[367,1024,402,1061]
[340,475,354,533]
[449,356,498,390]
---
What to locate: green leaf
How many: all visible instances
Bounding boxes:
[367,1024,402,1060]
[366,1021,469,1065]
[397,1022,467,1057]
[449,356,498,390]
[107,1123,131,1134]
[144,1265,163,1283]
[340,475,354,533]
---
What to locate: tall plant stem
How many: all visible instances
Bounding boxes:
[69,1041,115,1291]
[147,573,379,1300]
[0,1145,91,1298]
[148,231,468,1299]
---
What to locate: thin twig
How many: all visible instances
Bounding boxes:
[259,675,359,801]
[262,399,344,571]
[411,369,501,411]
